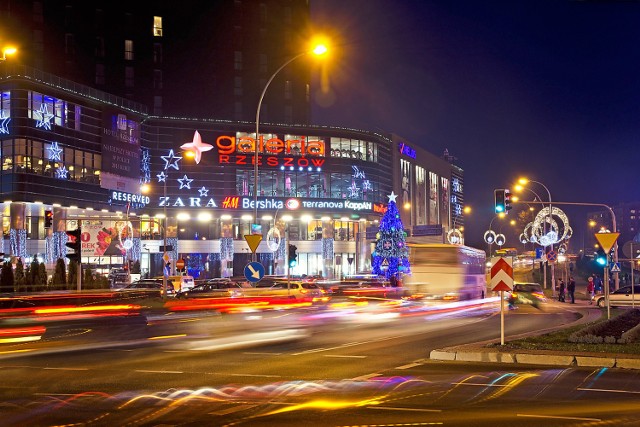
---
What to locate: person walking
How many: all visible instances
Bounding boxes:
[568,277,576,304]
[558,279,566,302]
[587,276,595,304]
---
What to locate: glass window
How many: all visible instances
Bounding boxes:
[153,16,163,37]
[125,40,134,60]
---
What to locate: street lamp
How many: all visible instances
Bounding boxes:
[448,206,470,244]
[0,47,16,61]
[252,42,328,262]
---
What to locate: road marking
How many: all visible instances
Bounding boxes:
[209,404,257,416]
[351,373,381,380]
[395,361,424,369]
[292,336,405,356]
[451,382,509,387]
[367,406,442,413]
[135,369,183,374]
[43,367,89,371]
[577,387,640,395]
[324,354,367,358]
[517,414,601,421]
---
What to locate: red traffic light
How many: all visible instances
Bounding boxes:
[44,210,53,228]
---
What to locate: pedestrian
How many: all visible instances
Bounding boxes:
[587,276,595,304]
[568,277,576,304]
[558,279,566,302]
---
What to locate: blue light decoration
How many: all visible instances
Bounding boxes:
[371,192,410,279]
[156,171,167,183]
[161,149,182,171]
[177,174,193,190]
[46,141,63,162]
[34,104,55,130]
[0,111,10,135]
[10,229,27,260]
[55,165,69,179]
[198,186,209,197]
[141,148,151,184]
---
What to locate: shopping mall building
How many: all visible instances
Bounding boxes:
[0,66,464,279]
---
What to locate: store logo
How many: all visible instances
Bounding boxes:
[373,203,387,214]
[285,199,300,210]
[222,196,240,209]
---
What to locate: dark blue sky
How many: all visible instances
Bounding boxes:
[310,0,640,248]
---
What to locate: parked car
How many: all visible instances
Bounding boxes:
[117,279,175,298]
[175,279,247,299]
[596,285,640,307]
[154,275,195,293]
[509,283,546,305]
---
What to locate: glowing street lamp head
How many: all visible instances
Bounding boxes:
[518,178,529,185]
[1,46,17,60]
[312,44,328,56]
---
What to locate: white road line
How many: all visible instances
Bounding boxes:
[351,373,381,380]
[324,354,367,358]
[577,387,640,394]
[43,367,89,371]
[517,414,602,421]
[135,369,183,374]
[396,362,423,369]
[367,406,442,413]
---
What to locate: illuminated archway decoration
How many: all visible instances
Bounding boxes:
[531,206,571,246]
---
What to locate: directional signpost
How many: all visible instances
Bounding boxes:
[244,234,264,283]
[244,261,265,283]
[491,256,514,346]
[594,232,620,319]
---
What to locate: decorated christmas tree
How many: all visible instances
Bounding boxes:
[372,192,410,279]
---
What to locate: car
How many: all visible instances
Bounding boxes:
[175,279,248,299]
[154,275,195,293]
[509,282,546,305]
[248,280,326,300]
[596,285,640,308]
[117,279,175,298]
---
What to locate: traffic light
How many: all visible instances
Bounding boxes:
[504,189,513,213]
[44,210,53,228]
[288,244,298,268]
[494,189,506,214]
[595,249,607,266]
[65,228,82,263]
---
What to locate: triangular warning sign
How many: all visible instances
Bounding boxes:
[594,232,620,253]
[244,234,262,253]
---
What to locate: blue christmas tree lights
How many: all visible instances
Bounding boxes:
[371,192,410,278]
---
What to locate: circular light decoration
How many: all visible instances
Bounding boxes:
[285,199,300,210]
[484,230,497,244]
[495,234,506,246]
[447,228,463,244]
[531,206,571,246]
[119,221,134,251]
[266,227,281,252]
[519,233,528,244]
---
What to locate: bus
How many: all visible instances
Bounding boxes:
[403,243,487,300]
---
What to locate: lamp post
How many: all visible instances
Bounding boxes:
[448,206,470,245]
[252,43,328,262]
[518,178,555,293]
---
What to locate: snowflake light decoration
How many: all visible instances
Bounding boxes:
[56,165,69,179]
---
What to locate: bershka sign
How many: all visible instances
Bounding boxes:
[218,196,375,212]
[216,135,326,168]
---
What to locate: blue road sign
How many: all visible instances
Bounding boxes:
[610,262,621,273]
[244,261,265,283]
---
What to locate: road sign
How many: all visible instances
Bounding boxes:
[162,253,170,263]
[594,232,620,253]
[176,258,185,270]
[244,261,265,283]
[244,234,263,253]
[490,256,513,292]
[622,241,640,259]
[546,250,558,264]
[610,262,621,273]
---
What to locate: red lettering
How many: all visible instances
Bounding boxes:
[298,158,309,167]
[219,155,230,164]
[284,158,293,167]
[266,156,279,166]
[310,158,325,167]
[237,155,246,165]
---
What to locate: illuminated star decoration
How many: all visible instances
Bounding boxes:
[156,171,167,183]
[198,186,209,197]
[0,111,10,135]
[56,165,69,179]
[34,104,55,130]
[388,191,398,203]
[47,141,63,161]
[180,130,213,164]
[161,149,182,171]
[362,180,373,191]
[351,165,365,179]
[177,174,193,189]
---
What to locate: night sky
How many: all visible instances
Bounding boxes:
[310,0,640,249]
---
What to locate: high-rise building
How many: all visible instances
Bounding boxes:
[0,0,313,122]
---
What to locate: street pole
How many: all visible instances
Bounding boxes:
[163,175,168,300]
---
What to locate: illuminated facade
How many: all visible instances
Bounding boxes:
[0,68,462,279]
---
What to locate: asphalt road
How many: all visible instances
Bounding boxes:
[1,300,638,426]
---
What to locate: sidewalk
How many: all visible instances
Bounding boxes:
[430,296,640,369]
